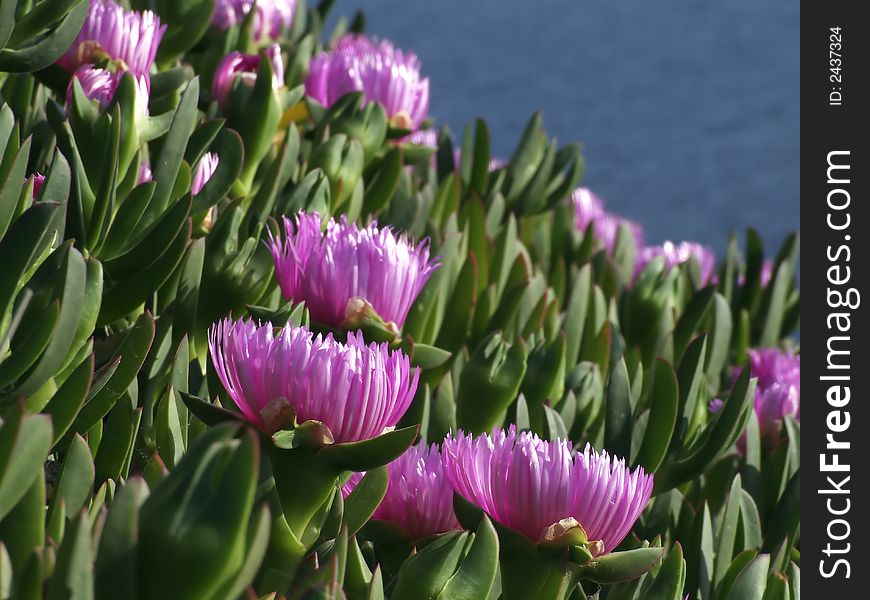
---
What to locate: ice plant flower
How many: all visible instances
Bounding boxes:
[635,240,716,284]
[572,188,644,253]
[212,45,285,107]
[267,211,438,330]
[340,471,365,499]
[747,348,800,437]
[737,259,774,287]
[443,426,653,555]
[209,318,418,442]
[212,0,296,43]
[368,444,461,539]
[29,173,45,199]
[306,35,430,130]
[191,152,219,195]
[68,66,121,108]
[67,66,151,119]
[137,159,153,184]
[408,130,507,171]
[56,0,166,78]
[710,348,799,448]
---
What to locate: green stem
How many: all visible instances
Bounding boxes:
[266,445,341,539]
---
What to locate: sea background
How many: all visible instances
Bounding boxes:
[328,0,800,257]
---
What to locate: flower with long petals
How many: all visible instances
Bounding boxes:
[212,0,296,43]
[363,444,462,539]
[306,35,430,130]
[67,66,151,118]
[212,44,284,107]
[572,188,644,254]
[267,212,439,329]
[710,348,800,448]
[191,152,219,195]
[209,318,418,442]
[56,0,165,77]
[635,240,716,284]
[341,471,365,499]
[443,426,653,554]
[747,348,800,436]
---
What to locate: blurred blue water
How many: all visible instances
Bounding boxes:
[329,0,800,255]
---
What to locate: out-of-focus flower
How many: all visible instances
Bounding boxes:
[711,348,800,448]
[67,66,151,118]
[407,130,507,172]
[209,318,418,442]
[365,444,462,539]
[138,159,153,184]
[267,212,439,329]
[56,0,166,77]
[212,0,296,43]
[747,348,800,437]
[738,259,775,287]
[443,426,653,554]
[30,173,45,198]
[212,44,284,107]
[306,35,430,130]
[572,188,644,254]
[68,66,121,108]
[191,152,219,195]
[635,240,716,284]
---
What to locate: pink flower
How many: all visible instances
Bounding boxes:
[747,348,800,438]
[30,173,46,199]
[267,212,439,329]
[306,35,430,130]
[407,129,507,171]
[138,159,153,184]
[212,0,296,43]
[572,188,644,254]
[443,426,653,554]
[191,152,219,195]
[373,444,461,539]
[711,348,800,449]
[67,66,150,117]
[212,44,284,107]
[635,240,716,284]
[56,0,165,77]
[208,318,418,442]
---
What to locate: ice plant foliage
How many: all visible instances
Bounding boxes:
[306,35,430,130]
[209,318,418,442]
[56,0,166,77]
[572,188,644,253]
[212,45,285,107]
[191,152,219,195]
[636,240,716,283]
[443,426,654,554]
[409,129,507,171]
[212,0,296,42]
[267,212,438,329]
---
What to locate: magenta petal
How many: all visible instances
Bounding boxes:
[442,426,653,553]
[305,34,430,130]
[267,211,439,329]
[208,318,418,443]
